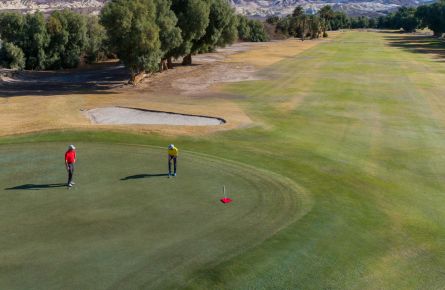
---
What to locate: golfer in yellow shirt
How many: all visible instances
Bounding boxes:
[168,144,178,177]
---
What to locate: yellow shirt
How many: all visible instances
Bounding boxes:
[168,147,178,157]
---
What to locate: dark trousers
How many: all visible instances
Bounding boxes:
[67,163,74,184]
[168,156,177,174]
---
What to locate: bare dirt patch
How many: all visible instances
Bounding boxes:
[0,36,336,137]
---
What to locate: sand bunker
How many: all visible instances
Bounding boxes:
[84,107,225,126]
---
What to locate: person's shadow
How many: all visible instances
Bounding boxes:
[121,173,169,181]
[5,183,67,190]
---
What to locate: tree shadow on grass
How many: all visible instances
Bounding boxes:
[382,32,445,62]
[5,183,67,190]
[121,173,169,180]
[0,82,120,97]
[0,63,130,97]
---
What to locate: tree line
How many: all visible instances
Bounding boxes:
[268,6,351,40]
[269,1,445,38]
[378,0,445,36]
[0,11,107,71]
[352,0,445,36]
[0,0,268,82]
[267,6,386,35]
[3,0,442,79]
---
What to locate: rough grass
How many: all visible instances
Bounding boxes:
[0,37,328,137]
[1,31,445,289]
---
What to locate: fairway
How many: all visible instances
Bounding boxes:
[0,143,306,289]
[1,30,445,289]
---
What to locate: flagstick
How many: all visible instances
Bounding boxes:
[220,185,232,203]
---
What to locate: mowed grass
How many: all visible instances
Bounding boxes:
[1,31,445,289]
[0,143,304,289]
[189,31,445,289]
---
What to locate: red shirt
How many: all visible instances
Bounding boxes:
[65,150,76,164]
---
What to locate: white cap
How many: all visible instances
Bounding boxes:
[68,144,76,150]
[168,144,174,149]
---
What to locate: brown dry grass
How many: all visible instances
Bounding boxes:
[0,35,336,137]
[227,32,339,67]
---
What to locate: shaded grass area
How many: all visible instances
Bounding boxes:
[0,64,128,97]
[1,31,445,289]
[383,33,445,62]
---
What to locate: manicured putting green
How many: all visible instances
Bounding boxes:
[0,142,306,289]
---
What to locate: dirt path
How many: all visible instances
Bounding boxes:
[137,37,334,97]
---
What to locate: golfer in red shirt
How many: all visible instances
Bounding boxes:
[65,145,76,187]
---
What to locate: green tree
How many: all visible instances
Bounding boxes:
[288,15,300,37]
[85,15,107,63]
[46,12,68,69]
[350,16,370,29]
[274,7,336,41]
[46,10,87,69]
[266,15,279,25]
[331,12,350,30]
[299,14,308,41]
[237,15,251,40]
[319,5,334,21]
[22,12,49,70]
[393,7,419,32]
[376,13,398,29]
[308,15,322,39]
[61,10,87,68]
[171,0,210,65]
[368,17,377,29]
[101,0,161,82]
[248,19,269,42]
[0,42,25,69]
[0,13,25,46]
[216,1,238,47]
[155,0,182,70]
[416,0,445,37]
[319,5,335,35]
[292,6,304,18]
[276,16,292,37]
[0,12,49,70]
[194,0,238,53]
[281,8,315,40]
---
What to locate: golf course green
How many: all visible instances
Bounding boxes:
[1,31,445,289]
[0,143,306,289]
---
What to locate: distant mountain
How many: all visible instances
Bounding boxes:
[229,0,434,17]
[0,0,435,17]
[0,0,107,14]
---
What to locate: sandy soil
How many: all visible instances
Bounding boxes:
[0,35,337,136]
[85,107,225,126]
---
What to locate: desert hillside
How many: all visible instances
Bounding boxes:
[0,0,434,16]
